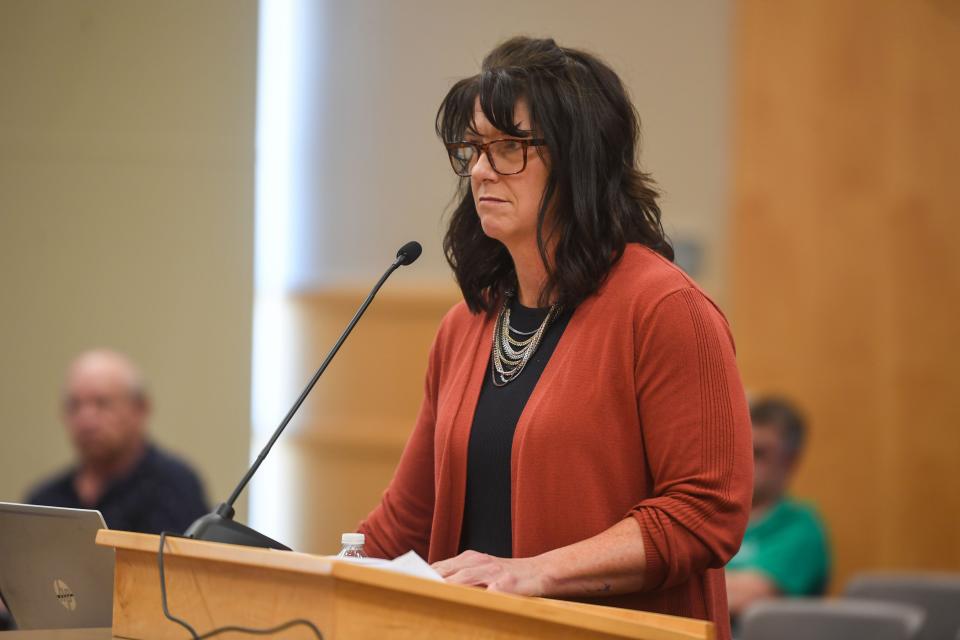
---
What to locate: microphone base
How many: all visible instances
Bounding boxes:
[183,502,290,551]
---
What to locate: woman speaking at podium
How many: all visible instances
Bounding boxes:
[360,37,752,638]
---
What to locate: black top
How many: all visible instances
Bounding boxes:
[25,443,209,535]
[459,297,573,557]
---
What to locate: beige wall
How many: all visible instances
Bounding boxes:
[0,1,257,518]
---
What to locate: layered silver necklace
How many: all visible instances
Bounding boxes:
[491,295,561,387]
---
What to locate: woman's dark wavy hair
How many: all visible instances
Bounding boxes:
[436,36,673,314]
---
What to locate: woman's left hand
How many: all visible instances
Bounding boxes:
[432,550,553,596]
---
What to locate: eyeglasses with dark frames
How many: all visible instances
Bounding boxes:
[444,138,547,177]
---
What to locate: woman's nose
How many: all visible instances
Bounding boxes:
[471,150,499,180]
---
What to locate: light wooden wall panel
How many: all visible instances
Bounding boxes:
[732,0,960,593]
[265,287,460,554]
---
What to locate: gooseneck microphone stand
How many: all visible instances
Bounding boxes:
[184,241,423,550]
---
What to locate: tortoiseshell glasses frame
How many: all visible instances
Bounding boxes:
[444,138,547,177]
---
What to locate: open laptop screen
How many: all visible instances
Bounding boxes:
[0,502,113,630]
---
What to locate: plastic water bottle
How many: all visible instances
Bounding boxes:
[337,532,367,559]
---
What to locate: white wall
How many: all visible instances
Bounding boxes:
[270,0,731,297]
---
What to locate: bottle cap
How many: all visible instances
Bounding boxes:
[341,532,365,546]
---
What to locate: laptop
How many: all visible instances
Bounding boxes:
[0,502,113,630]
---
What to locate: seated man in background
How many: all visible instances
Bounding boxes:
[726,397,831,618]
[26,349,209,534]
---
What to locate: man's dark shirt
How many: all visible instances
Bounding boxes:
[26,443,209,535]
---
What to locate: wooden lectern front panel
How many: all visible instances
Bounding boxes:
[113,548,335,639]
[98,531,711,640]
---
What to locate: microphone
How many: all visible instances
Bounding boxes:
[395,240,421,266]
[184,241,423,550]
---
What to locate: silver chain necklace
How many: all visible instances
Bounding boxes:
[490,295,561,387]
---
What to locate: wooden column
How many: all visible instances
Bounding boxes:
[731,0,960,592]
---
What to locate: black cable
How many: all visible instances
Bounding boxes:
[158,532,324,639]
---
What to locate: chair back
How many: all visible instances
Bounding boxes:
[741,598,925,640]
[845,572,960,640]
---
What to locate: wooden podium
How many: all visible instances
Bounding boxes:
[96,530,713,640]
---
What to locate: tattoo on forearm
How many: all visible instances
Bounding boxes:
[592,582,612,593]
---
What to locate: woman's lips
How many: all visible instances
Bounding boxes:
[478,196,508,204]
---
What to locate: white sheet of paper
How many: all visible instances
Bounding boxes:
[385,550,445,582]
[330,551,444,582]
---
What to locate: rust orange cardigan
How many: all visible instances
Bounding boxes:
[360,244,753,638]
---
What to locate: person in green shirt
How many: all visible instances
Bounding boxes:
[726,397,831,618]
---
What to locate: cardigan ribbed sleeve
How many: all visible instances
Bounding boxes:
[630,288,753,591]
